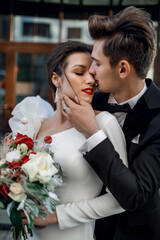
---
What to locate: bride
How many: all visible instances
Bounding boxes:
[9,40,128,240]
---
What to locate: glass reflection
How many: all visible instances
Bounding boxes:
[0,53,6,105]
[0,15,9,41]
[16,53,49,103]
[14,16,59,42]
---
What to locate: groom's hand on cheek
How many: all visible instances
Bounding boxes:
[62,94,99,138]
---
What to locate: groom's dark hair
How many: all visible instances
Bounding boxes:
[47,40,92,93]
[88,6,157,79]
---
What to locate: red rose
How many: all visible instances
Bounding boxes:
[10,161,21,168]
[44,136,52,144]
[14,133,34,150]
[0,184,10,197]
[7,160,21,169]
[21,155,30,164]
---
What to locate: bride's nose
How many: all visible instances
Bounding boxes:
[85,73,95,85]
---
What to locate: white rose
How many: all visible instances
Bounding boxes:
[8,183,27,202]
[19,143,28,155]
[0,159,6,167]
[6,149,21,163]
[21,152,58,183]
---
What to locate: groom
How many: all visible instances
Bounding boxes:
[62,6,160,240]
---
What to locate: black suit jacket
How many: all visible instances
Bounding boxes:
[84,79,160,240]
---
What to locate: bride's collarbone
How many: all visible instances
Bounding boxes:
[37,118,72,139]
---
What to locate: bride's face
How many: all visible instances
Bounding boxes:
[59,52,95,103]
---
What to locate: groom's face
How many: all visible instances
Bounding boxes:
[89,39,123,94]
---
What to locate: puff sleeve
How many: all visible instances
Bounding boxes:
[9,95,54,138]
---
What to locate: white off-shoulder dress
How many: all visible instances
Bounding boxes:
[9,96,128,240]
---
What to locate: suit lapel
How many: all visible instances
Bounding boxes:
[123,79,160,145]
[92,79,160,145]
[92,92,109,111]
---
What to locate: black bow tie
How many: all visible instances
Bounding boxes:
[105,103,131,113]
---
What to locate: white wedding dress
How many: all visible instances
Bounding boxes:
[9,96,128,240]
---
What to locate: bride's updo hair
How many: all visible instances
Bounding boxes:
[47,40,92,92]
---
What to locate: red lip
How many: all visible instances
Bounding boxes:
[82,88,94,95]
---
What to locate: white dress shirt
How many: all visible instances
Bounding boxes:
[80,82,147,154]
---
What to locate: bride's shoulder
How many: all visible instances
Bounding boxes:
[9,95,55,138]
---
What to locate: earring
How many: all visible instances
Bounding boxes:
[54,88,59,103]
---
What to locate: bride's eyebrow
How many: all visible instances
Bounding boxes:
[72,65,86,69]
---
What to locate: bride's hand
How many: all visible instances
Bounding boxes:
[21,207,58,228]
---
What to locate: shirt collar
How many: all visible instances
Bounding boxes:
[108,82,148,109]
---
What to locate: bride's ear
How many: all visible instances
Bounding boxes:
[51,72,61,88]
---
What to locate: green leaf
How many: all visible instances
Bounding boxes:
[13,143,17,149]
[27,181,43,190]
[23,208,34,230]
[0,195,11,207]
[25,199,39,216]
[26,181,47,195]
[24,182,48,205]
[0,163,7,169]
[9,203,22,231]
[50,198,57,211]
[45,198,53,213]
[38,209,47,219]
[11,226,22,240]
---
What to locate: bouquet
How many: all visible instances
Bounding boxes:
[0,128,62,240]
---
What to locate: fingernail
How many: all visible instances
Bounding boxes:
[75,96,78,102]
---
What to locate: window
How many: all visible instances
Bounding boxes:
[16,53,50,103]
[0,53,6,105]
[67,28,81,39]
[23,22,51,37]
[23,22,35,36]
[61,19,93,43]
[0,15,9,41]
[14,16,59,42]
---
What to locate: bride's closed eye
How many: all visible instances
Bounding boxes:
[75,72,84,76]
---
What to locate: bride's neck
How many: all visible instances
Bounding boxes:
[36,101,72,139]
[53,100,72,128]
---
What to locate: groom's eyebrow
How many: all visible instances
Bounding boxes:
[91,56,100,62]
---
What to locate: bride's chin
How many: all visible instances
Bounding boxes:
[80,96,93,104]
[69,95,93,104]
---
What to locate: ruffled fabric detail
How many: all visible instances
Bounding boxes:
[9,95,55,138]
